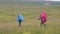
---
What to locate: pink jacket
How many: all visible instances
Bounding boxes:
[40,11,47,23]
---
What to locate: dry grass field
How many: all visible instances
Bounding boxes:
[0,4,60,34]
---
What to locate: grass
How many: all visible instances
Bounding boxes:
[0,5,60,34]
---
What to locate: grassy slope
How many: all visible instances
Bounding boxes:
[0,5,60,34]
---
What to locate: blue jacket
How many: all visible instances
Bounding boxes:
[17,15,24,21]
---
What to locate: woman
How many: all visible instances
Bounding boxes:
[17,14,24,27]
[39,10,47,27]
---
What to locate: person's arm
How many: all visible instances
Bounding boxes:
[38,15,41,20]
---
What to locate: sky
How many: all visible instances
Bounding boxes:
[21,0,60,1]
[49,0,60,1]
[24,0,60,1]
[22,0,60,1]
[0,0,60,1]
[53,0,60,1]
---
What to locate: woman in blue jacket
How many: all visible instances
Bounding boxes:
[17,14,24,27]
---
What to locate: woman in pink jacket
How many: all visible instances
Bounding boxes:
[39,10,47,27]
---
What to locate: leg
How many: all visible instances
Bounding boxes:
[40,20,43,27]
[41,20,47,27]
[40,22,43,27]
[40,23,42,27]
[19,20,22,27]
[43,23,47,27]
[19,22,21,27]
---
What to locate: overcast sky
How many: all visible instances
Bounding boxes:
[22,0,60,1]
[53,0,60,1]
[23,0,60,1]
[0,0,60,1]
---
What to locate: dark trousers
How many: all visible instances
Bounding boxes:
[18,20,22,27]
[40,20,47,27]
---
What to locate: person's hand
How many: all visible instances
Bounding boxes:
[38,17,41,20]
